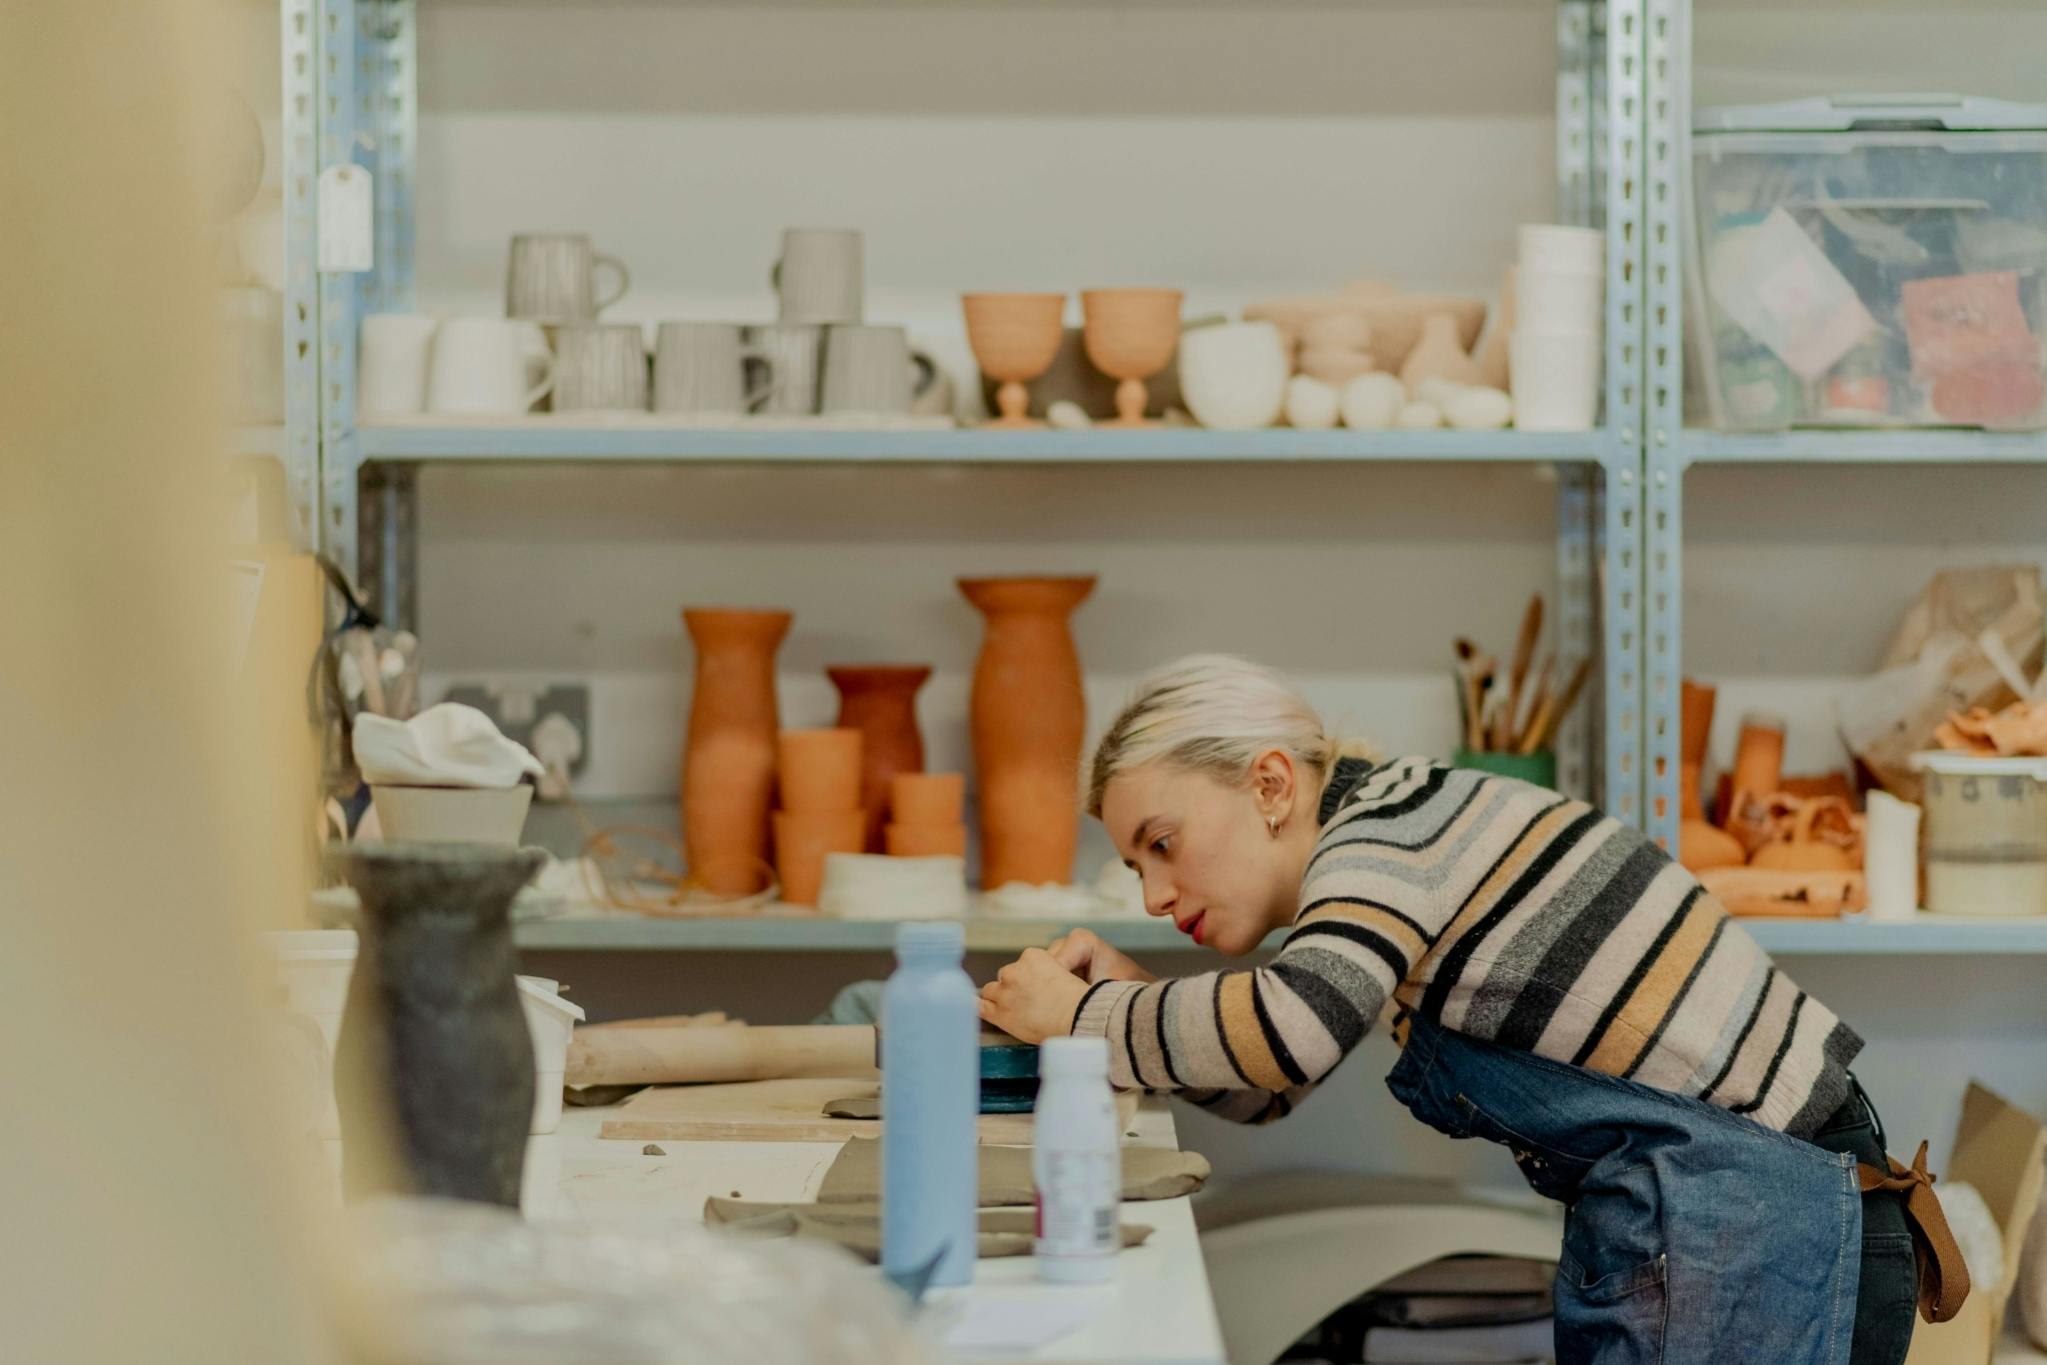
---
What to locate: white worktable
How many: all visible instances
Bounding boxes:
[517,1096,1227,1365]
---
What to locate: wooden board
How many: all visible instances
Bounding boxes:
[597,1078,1138,1144]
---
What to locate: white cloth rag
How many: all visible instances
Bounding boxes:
[354,703,543,788]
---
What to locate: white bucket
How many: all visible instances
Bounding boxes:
[262,931,585,1134]
[1908,753,2047,917]
[369,783,533,846]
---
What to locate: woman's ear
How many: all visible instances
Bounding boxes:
[1249,748,1298,822]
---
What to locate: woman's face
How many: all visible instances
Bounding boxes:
[1099,760,1304,956]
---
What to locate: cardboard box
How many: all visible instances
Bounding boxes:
[1904,1083,2046,1365]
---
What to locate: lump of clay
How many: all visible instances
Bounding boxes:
[1395,401,1444,430]
[1445,386,1514,431]
[1339,372,1406,430]
[1284,375,1341,430]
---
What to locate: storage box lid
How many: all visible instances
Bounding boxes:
[1697,94,2047,136]
[1908,751,2047,779]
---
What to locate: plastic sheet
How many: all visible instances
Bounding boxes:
[336,1197,936,1365]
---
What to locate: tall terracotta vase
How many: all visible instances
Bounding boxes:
[681,608,791,896]
[959,576,1096,888]
[828,665,931,852]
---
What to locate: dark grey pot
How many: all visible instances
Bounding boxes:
[334,842,544,1207]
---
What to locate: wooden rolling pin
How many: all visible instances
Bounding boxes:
[567,1023,879,1088]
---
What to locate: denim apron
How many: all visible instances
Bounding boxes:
[1386,1010,1865,1364]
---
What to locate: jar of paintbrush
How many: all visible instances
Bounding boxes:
[1451,594,1592,790]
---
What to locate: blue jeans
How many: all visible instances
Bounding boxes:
[1386,1011,1863,1364]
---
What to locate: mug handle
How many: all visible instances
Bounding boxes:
[593,254,630,311]
[741,346,782,411]
[908,350,939,399]
[522,350,557,410]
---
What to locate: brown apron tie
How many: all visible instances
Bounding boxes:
[1857,1141,1972,1324]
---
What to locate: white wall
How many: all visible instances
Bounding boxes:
[400,3,2047,1192]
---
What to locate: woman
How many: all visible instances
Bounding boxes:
[979,655,1947,1365]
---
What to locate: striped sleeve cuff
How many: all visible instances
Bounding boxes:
[1070,978,1147,1089]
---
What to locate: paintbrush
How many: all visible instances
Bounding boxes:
[1497,594,1544,750]
[1453,637,1492,751]
[1514,653,1553,751]
[1521,658,1594,755]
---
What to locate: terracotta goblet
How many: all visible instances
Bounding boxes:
[1081,288,1183,427]
[962,292,1066,428]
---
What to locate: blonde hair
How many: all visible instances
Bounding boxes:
[1086,655,1378,816]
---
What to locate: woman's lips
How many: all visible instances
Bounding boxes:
[1180,911,1206,945]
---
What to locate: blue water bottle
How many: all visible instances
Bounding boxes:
[881,920,979,1288]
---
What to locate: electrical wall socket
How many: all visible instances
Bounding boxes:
[439,681,591,778]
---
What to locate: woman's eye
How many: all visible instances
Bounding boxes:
[1151,837,1171,857]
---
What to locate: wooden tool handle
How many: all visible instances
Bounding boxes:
[566,1023,878,1087]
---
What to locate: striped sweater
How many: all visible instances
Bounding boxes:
[1072,756,1863,1139]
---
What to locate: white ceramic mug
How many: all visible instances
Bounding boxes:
[1177,321,1289,430]
[506,232,630,324]
[819,324,938,416]
[426,318,555,416]
[359,313,440,416]
[553,323,648,412]
[654,322,778,416]
[1509,328,1601,431]
[743,323,824,415]
[774,228,863,325]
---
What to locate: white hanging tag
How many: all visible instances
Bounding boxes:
[317,164,373,273]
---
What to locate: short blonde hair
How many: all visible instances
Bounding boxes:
[1086,655,1376,816]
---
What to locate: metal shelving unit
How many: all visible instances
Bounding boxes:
[278,0,2047,959]
[294,0,1648,824]
[511,911,2047,956]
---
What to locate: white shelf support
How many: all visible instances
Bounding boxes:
[1642,0,1688,850]
[281,0,322,554]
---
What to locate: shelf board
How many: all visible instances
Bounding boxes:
[511,910,2047,954]
[514,912,1196,953]
[356,420,1611,465]
[1679,428,2047,467]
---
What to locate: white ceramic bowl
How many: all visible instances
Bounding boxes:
[817,852,969,920]
[1177,321,1288,431]
[370,783,533,846]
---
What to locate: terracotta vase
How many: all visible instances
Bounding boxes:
[1080,289,1183,427]
[334,844,544,1207]
[1399,313,1486,397]
[1679,680,1717,822]
[886,823,968,859]
[892,771,965,827]
[827,666,931,851]
[681,608,791,896]
[962,293,1066,428]
[778,727,863,815]
[959,575,1095,887]
[774,809,865,906]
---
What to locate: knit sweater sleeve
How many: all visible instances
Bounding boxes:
[1070,762,1454,1103]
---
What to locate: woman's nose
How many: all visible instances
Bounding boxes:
[1143,875,1177,918]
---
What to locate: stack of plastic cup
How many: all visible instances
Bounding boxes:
[1510,224,1605,431]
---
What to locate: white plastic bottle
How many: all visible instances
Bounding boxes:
[1032,1035,1120,1283]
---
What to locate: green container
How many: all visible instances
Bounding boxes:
[1453,748,1557,790]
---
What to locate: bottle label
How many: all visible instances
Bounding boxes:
[1034,1149,1119,1259]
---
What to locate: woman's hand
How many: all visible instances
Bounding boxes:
[978,948,1091,1045]
[1046,928,1156,986]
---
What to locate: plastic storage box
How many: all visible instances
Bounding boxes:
[1689,95,2047,431]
